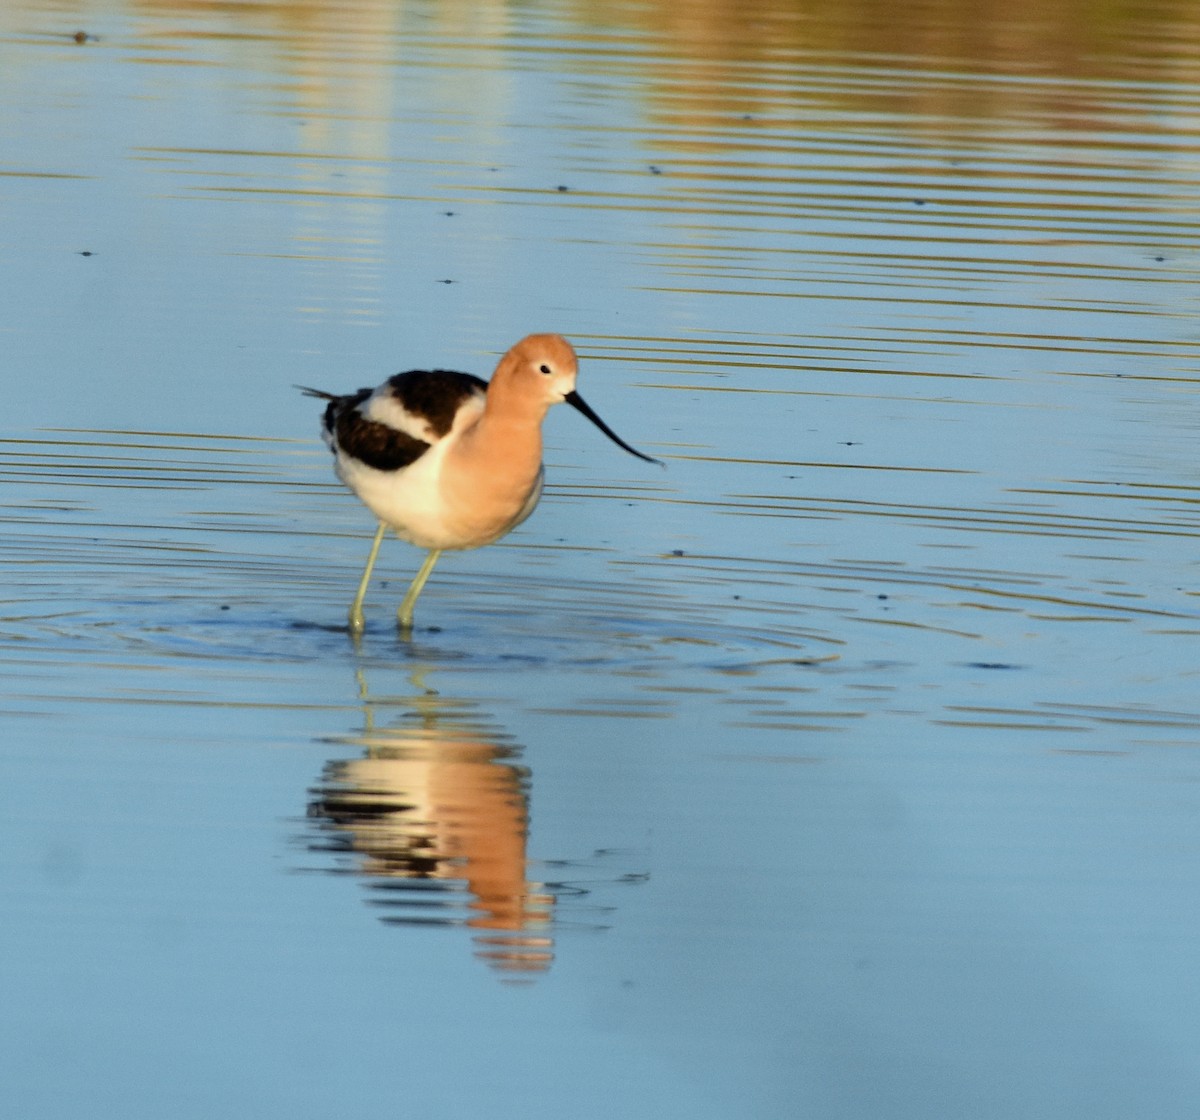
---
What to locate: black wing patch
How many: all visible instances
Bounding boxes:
[385,369,488,439]
[332,390,431,472]
[301,367,487,473]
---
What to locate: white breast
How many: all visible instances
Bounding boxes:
[334,392,493,550]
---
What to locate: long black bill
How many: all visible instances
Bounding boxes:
[564,390,663,466]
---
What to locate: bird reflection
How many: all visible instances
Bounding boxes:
[307,670,554,975]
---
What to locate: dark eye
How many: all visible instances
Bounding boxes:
[539,363,552,375]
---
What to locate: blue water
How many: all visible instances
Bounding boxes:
[4,2,1200,1117]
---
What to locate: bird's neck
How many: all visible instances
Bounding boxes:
[445,398,545,512]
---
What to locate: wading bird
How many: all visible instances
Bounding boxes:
[301,333,660,634]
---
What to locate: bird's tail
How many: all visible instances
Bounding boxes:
[296,385,338,401]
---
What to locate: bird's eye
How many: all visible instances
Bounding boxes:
[538,363,552,375]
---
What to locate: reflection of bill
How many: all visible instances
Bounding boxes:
[308,683,554,976]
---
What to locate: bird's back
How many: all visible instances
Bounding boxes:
[303,369,519,549]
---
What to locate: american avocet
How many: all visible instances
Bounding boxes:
[301,333,660,634]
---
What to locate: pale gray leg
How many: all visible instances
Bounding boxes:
[397,548,442,632]
[348,521,387,635]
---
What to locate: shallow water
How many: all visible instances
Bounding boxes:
[4,2,1200,1117]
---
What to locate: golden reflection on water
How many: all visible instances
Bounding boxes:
[9,0,1197,344]
[15,0,1200,139]
[110,0,1200,81]
[307,670,555,975]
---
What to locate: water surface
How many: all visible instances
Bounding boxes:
[3,1,1200,1117]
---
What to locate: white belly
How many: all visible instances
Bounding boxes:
[335,443,544,551]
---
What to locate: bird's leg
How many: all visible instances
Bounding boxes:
[397,548,442,632]
[349,521,387,635]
